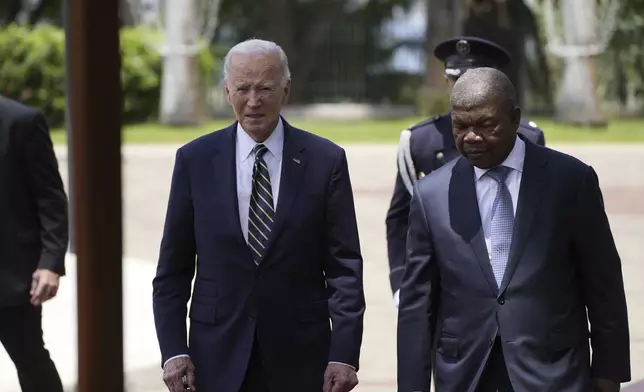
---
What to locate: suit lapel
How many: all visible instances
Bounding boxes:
[499,140,549,293]
[261,120,307,262]
[450,158,498,292]
[213,123,254,265]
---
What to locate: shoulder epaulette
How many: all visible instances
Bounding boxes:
[407,114,442,132]
[397,128,417,195]
[520,119,541,130]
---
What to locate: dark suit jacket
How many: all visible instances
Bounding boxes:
[386,116,545,293]
[152,119,365,392]
[397,138,630,391]
[0,96,68,306]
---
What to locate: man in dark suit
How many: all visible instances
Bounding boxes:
[397,68,630,392]
[387,36,545,306]
[153,38,365,392]
[0,96,68,392]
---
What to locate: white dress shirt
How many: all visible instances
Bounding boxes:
[393,136,525,308]
[236,118,284,240]
[165,118,353,371]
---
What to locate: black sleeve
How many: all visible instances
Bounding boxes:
[571,165,630,382]
[22,113,69,274]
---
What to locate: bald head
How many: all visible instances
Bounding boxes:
[450,67,517,112]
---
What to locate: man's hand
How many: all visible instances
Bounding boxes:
[593,378,620,392]
[30,269,60,306]
[323,363,358,392]
[163,357,196,392]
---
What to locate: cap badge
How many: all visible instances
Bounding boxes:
[456,40,470,55]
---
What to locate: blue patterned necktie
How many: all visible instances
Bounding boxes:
[487,166,514,288]
[247,144,275,265]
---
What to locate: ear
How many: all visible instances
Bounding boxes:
[510,105,521,129]
[444,75,455,91]
[224,83,232,105]
[282,79,291,105]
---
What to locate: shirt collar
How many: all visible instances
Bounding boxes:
[473,135,526,181]
[237,117,285,162]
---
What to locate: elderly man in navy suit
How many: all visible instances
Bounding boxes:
[153,39,365,392]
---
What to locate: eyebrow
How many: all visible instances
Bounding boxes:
[452,114,496,124]
[233,81,276,88]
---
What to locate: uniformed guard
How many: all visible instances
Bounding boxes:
[386,36,546,307]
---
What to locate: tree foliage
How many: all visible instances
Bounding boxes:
[0,0,62,25]
[598,0,644,111]
[215,0,416,103]
[0,24,217,126]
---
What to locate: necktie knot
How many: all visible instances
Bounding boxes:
[254,144,268,160]
[486,166,512,184]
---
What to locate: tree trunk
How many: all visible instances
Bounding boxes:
[159,0,203,125]
[2,0,22,24]
[554,0,605,125]
[262,0,342,103]
[425,0,455,91]
[462,0,525,107]
[423,0,456,113]
[119,0,139,26]
[263,0,295,57]
[516,0,553,111]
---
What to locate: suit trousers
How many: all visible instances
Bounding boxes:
[0,304,63,392]
[238,335,270,392]
[476,338,514,392]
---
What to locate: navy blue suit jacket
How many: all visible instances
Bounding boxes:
[152,119,365,392]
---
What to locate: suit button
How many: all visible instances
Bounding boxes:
[497,296,505,305]
[248,315,256,322]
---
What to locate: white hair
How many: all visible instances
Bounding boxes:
[222,39,291,87]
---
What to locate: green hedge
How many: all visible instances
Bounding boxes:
[0,24,218,126]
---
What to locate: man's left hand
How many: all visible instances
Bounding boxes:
[30,269,60,306]
[323,363,358,392]
[593,378,620,392]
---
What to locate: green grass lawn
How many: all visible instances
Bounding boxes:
[50,116,644,145]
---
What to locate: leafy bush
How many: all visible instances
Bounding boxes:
[0,24,219,126]
[0,24,66,124]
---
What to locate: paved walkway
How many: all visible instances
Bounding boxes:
[1,143,642,392]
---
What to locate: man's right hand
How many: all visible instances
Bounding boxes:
[163,356,196,391]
